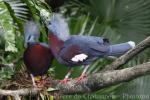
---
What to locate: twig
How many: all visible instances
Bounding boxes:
[0,88,39,97]
[0,63,14,68]
[14,95,21,100]
[0,57,22,68]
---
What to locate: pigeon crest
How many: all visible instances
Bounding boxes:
[48,13,70,41]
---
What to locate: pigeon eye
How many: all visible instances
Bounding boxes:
[28,35,31,40]
[49,21,51,25]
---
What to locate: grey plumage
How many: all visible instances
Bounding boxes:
[47,13,135,67]
[24,21,40,45]
[108,42,135,56]
[57,35,135,66]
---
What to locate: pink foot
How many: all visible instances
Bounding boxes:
[75,74,87,83]
[59,78,71,84]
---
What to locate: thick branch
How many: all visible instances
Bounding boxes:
[102,36,150,71]
[0,62,150,95]
[56,61,150,94]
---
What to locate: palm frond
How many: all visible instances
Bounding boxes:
[0,1,17,52]
[4,0,29,21]
[66,0,150,42]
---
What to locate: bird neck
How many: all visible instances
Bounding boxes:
[48,33,64,57]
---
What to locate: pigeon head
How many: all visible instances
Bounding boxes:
[24,21,40,46]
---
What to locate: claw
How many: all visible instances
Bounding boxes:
[75,74,87,83]
[59,68,73,84]
[75,65,89,83]
[59,78,71,84]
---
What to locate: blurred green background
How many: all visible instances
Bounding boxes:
[0,0,150,100]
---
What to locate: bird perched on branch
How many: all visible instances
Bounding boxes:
[46,14,135,83]
[23,21,54,87]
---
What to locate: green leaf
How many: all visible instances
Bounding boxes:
[4,0,29,21]
[47,87,58,92]
[0,1,17,52]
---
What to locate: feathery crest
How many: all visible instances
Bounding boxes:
[24,21,40,44]
[48,13,70,41]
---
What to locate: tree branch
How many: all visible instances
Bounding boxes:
[0,61,150,96]
[56,61,150,94]
[102,36,150,71]
[0,88,39,97]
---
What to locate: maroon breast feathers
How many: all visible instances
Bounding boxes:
[48,33,64,55]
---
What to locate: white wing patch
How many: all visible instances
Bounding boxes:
[71,54,88,62]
